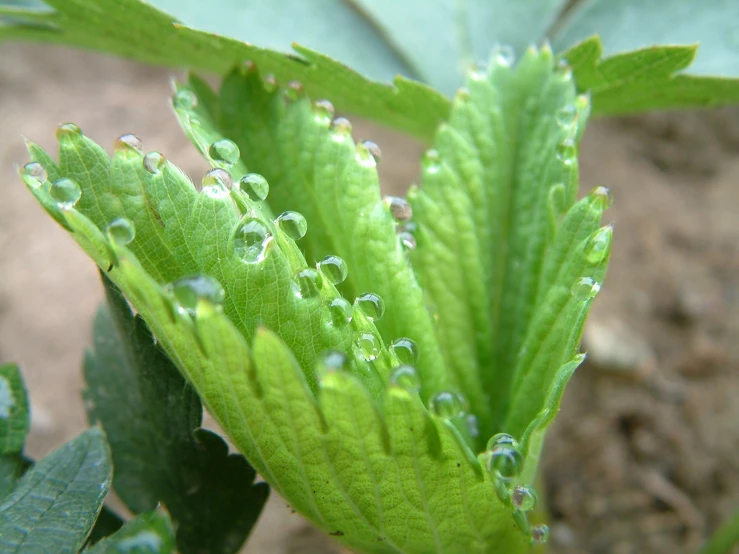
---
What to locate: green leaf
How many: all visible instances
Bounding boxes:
[409,45,609,440]
[698,507,739,554]
[554,0,739,76]
[0,0,448,141]
[84,275,269,554]
[0,364,29,455]
[171,67,453,403]
[561,36,739,115]
[0,427,111,552]
[0,364,31,501]
[20,46,610,552]
[85,510,176,554]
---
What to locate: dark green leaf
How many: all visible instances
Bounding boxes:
[0,427,111,552]
[84,275,268,554]
[0,454,30,500]
[86,510,176,554]
[86,505,125,547]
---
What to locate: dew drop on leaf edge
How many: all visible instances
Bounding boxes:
[21,162,47,189]
[201,168,233,198]
[56,122,81,139]
[173,89,198,110]
[531,524,550,544]
[353,331,380,362]
[106,218,135,246]
[233,217,272,264]
[589,185,613,210]
[327,297,353,327]
[486,433,519,451]
[275,211,308,241]
[143,152,166,174]
[208,139,240,166]
[354,292,385,321]
[238,173,270,201]
[488,444,523,479]
[511,484,538,512]
[389,337,419,365]
[167,275,225,315]
[318,255,348,285]
[385,195,412,222]
[428,391,466,419]
[294,268,323,299]
[585,226,612,265]
[114,133,143,153]
[50,178,81,210]
[571,276,601,301]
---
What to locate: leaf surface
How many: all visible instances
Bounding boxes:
[0,428,111,552]
[86,510,176,554]
[84,275,269,554]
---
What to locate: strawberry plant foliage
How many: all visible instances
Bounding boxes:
[21,45,611,553]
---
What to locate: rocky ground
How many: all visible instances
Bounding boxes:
[1,43,737,553]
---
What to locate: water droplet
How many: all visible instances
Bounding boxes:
[556,58,572,80]
[488,444,523,479]
[263,74,278,93]
[320,350,347,372]
[201,168,232,198]
[571,276,601,301]
[390,337,419,365]
[399,231,417,251]
[21,162,47,188]
[241,59,256,73]
[589,185,613,210]
[327,297,353,327]
[353,331,380,362]
[511,485,538,512]
[486,433,519,451]
[556,138,577,165]
[233,217,272,263]
[531,524,550,544]
[331,117,353,140]
[56,122,81,139]
[318,255,348,285]
[469,61,488,81]
[494,45,515,67]
[173,89,197,110]
[429,391,466,419]
[585,226,612,265]
[389,365,420,393]
[354,292,385,321]
[50,178,81,210]
[208,139,240,166]
[455,87,471,101]
[556,105,578,128]
[167,275,225,315]
[237,173,270,201]
[385,196,412,222]
[106,218,135,246]
[294,268,323,299]
[313,99,335,123]
[422,149,441,174]
[275,211,307,240]
[114,133,142,152]
[284,80,305,101]
[143,152,166,174]
[361,140,381,163]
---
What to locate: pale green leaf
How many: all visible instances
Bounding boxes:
[554,0,739,76]
[0,0,447,141]
[0,427,111,552]
[85,510,176,554]
[171,67,452,402]
[409,45,609,441]
[561,36,739,114]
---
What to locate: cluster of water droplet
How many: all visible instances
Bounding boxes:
[481,433,549,545]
